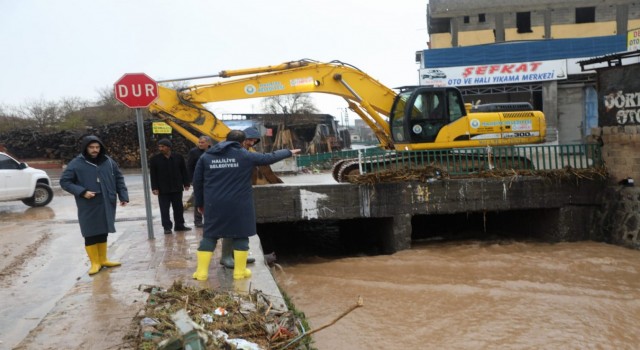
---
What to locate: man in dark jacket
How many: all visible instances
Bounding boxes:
[187,135,213,228]
[218,127,262,268]
[149,138,191,234]
[191,130,299,281]
[60,135,129,276]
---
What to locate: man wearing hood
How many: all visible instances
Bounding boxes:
[191,129,300,280]
[60,135,129,276]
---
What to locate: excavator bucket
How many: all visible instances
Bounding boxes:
[252,165,284,185]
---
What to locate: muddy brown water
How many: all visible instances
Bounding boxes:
[275,240,640,350]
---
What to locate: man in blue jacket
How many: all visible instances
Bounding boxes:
[60,135,129,275]
[217,127,263,269]
[192,129,299,280]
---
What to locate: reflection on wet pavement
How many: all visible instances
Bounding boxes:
[0,206,55,221]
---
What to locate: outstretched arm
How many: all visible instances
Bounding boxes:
[247,149,300,166]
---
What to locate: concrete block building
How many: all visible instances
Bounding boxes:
[420,0,640,144]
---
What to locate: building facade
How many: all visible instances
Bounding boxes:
[420,0,640,143]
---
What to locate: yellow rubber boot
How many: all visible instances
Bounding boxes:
[97,242,121,267]
[192,250,213,281]
[233,250,252,280]
[84,244,102,275]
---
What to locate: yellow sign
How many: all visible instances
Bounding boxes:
[627,28,640,51]
[152,122,172,134]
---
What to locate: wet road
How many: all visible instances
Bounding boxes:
[0,170,323,349]
[0,172,147,349]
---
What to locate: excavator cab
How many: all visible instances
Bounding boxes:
[389,87,467,146]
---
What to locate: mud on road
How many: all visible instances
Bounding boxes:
[0,173,141,349]
[0,170,306,349]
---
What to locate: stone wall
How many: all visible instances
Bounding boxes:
[589,125,640,184]
[590,186,640,249]
[586,126,640,249]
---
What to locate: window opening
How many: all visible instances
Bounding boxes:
[409,91,446,143]
[516,12,532,33]
[576,7,595,23]
[447,90,464,122]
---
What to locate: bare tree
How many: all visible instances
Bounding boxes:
[0,104,32,133]
[15,99,65,132]
[57,97,93,130]
[261,93,319,114]
[92,86,135,124]
[59,97,90,115]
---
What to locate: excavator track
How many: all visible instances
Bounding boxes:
[331,159,349,182]
[332,153,404,183]
[335,160,362,183]
[332,152,535,183]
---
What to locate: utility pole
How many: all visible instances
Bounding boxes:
[337,107,348,128]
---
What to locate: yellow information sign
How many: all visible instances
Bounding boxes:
[152,122,172,134]
[627,28,640,51]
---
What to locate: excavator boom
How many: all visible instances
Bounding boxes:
[149,60,396,149]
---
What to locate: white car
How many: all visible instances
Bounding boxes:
[422,69,447,79]
[0,152,54,207]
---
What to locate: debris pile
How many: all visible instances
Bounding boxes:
[348,166,608,185]
[124,281,307,350]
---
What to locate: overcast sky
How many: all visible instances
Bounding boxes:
[1,0,428,123]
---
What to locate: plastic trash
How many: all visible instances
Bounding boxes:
[143,331,164,340]
[213,330,262,350]
[141,317,160,326]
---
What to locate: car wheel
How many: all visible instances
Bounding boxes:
[22,183,54,207]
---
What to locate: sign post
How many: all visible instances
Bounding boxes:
[114,73,158,239]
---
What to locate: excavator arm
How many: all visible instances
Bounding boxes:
[147,59,547,183]
[148,59,397,149]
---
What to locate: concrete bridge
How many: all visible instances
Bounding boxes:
[253,176,606,254]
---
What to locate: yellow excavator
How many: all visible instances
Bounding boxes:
[148,59,546,182]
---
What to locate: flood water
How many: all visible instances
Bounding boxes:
[274,240,640,349]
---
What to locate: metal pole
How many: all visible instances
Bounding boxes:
[135,108,155,239]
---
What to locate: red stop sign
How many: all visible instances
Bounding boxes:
[114,73,158,108]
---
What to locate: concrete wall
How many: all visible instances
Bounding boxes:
[428,0,632,48]
[254,177,605,253]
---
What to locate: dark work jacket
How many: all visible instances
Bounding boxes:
[193,141,292,239]
[60,136,129,237]
[149,152,190,194]
[187,146,206,181]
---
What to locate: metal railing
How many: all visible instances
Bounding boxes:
[296,147,387,168]
[297,144,604,176]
